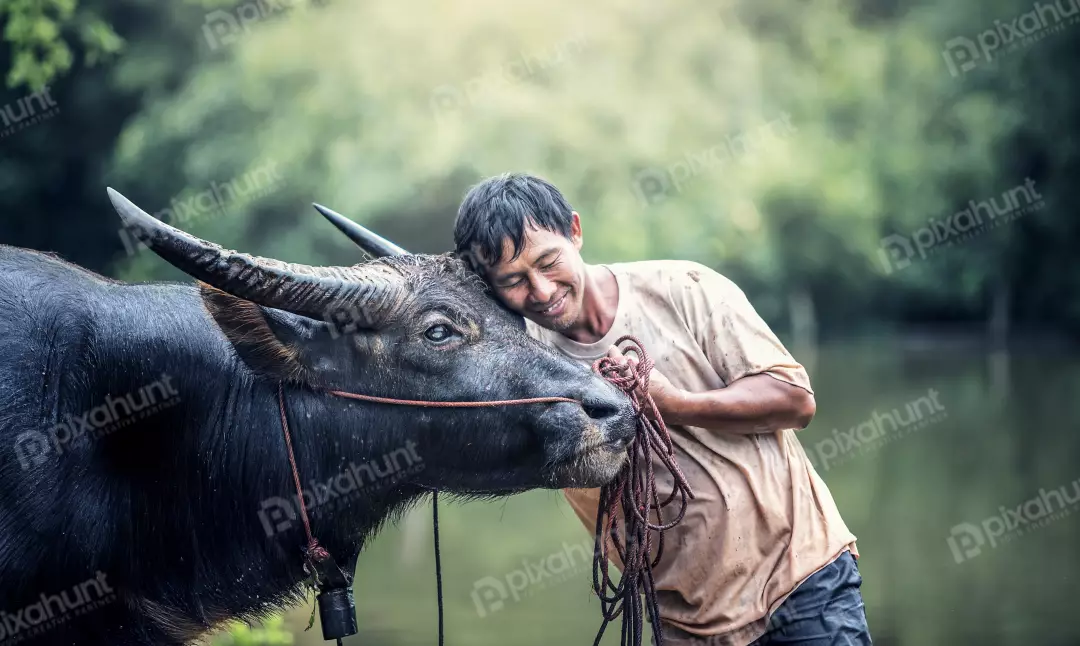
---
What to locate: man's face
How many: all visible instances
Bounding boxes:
[478,213,587,332]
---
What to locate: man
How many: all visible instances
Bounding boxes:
[452,173,871,646]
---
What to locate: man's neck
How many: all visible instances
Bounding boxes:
[561,264,619,344]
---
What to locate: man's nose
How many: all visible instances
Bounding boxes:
[530,273,558,303]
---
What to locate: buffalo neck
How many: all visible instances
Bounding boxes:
[72,282,425,626]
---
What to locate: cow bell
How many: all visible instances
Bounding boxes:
[301,542,358,641]
[317,586,358,640]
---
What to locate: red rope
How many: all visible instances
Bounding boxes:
[277,383,329,561]
[326,391,577,407]
[277,385,580,563]
[589,335,695,646]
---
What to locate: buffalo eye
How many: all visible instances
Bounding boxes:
[424,324,457,344]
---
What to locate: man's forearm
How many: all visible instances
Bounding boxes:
[661,373,816,434]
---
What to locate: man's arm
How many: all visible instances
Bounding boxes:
[610,346,815,434]
[652,371,815,434]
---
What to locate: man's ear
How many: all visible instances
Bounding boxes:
[198,283,357,386]
[570,211,583,251]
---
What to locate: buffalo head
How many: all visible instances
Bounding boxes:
[106,189,635,493]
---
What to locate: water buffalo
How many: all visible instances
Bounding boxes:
[0,189,636,646]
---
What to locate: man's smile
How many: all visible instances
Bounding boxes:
[534,289,570,318]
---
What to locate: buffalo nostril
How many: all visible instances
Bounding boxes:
[583,400,621,421]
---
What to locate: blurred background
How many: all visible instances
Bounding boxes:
[2,0,1078,644]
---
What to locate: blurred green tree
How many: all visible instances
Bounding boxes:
[2,0,1077,328]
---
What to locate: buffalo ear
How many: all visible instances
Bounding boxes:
[200,284,369,386]
[199,283,312,383]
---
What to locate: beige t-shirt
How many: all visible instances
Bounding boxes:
[525,260,858,646]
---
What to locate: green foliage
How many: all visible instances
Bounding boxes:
[92,0,1078,334]
[1,0,1077,327]
[213,615,294,646]
[0,0,122,90]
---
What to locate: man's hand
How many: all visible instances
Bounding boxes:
[604,346,686,419]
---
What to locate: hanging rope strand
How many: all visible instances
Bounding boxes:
[589,335,696,646]
[432,489,445,646]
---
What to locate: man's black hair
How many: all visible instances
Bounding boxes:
[453,172,575,267]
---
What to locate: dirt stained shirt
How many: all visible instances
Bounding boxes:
[524,260,858,646]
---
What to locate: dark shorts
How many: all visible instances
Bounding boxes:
[749,551,873,646]
[653,551,872,646]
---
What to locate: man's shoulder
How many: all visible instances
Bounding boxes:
[609,259,741,300]
[610,259,728,281]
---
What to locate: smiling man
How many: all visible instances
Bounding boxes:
[453,173,872,646]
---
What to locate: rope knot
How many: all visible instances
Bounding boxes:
[305,540,330,563]
[592,337,656,412]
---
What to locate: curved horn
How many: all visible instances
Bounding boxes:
[108,187,402,325]
[312,203,409,257]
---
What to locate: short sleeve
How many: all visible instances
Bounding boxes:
[668,262,813,394]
